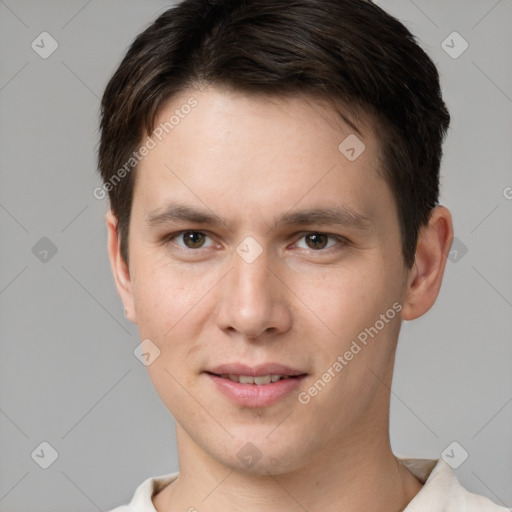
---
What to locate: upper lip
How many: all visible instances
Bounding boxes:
[207,363,307,377]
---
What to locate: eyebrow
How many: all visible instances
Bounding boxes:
[144,202,371,231]
[270,206,371,231]
[145,203,227,228]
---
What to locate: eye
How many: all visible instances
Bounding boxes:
[295,232,343,251]
[168,231,216,249]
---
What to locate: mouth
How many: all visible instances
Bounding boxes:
[204,363,308,407]
[208,373,301,385]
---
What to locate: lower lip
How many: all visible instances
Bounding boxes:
[206,373,306,407]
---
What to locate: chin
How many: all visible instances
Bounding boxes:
[218,436,308,477]
[229,454,303,477]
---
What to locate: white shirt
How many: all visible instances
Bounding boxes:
[107,458,510,511]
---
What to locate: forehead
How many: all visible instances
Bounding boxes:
[133,86,393,229]
[149,85,373,151]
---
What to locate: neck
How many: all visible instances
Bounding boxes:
[153,424,423,512]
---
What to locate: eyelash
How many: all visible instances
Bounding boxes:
[163,231,349,253]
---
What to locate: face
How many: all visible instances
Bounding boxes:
[111,86,415,475]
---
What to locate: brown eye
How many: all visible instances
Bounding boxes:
[304,233,328,250]
[182,231,206,248]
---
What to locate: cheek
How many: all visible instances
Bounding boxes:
[129,252,220,347]
[131,262,206,396]
[292,263,397,336]
[289,261,404,380]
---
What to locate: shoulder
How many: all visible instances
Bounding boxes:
[399,458,510,512]
[104,471,179,512]
[446,481,510,511]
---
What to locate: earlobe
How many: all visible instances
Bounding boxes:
[401,206,454,321]
[106,210,138,325]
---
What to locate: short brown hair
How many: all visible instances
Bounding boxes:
[98,0,450,268]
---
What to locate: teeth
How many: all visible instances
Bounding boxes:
[253,375,272,385]
[220,374,290,385]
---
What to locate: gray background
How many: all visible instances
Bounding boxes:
[0,0,511,510]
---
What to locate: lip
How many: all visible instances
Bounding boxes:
[205,363,307,408]
[208,363,306,377]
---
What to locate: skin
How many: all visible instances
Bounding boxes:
[106,85,453,512]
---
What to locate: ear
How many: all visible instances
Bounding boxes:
[106,210,137,324]
[401,205,454,321]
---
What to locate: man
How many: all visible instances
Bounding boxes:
[98,0,508,510]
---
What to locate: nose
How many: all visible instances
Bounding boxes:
[214,246,292,339]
